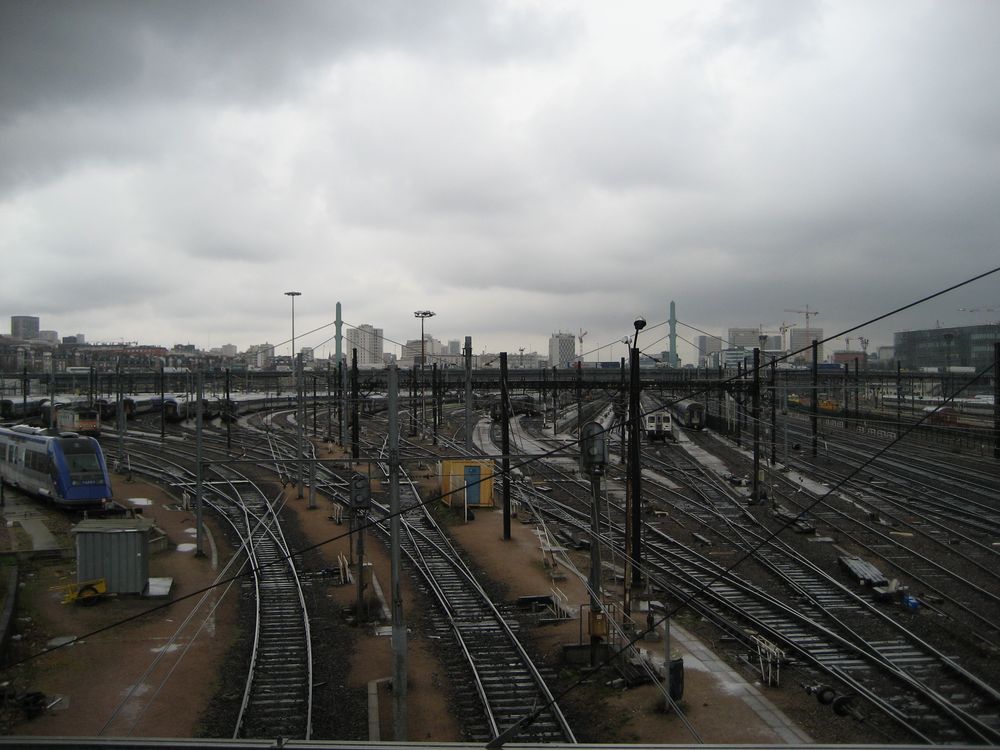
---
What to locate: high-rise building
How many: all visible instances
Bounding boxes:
[247,343,275,369]
[789,328,825,363]
[221,344,237,358]
[346,324,384,368]
[727,328,760,350]
[548,332,576,368]
[11,316,40,340]
[38,330,59,344]
[696,335,722,365]
[448,339,461,355]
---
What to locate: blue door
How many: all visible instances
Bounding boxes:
[464,465,481,505]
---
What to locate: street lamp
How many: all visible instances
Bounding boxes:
[414,310,435,433]
[286,291,303,497]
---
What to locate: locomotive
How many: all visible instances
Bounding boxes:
[0,425,113,507]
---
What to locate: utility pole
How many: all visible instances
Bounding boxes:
[225,368,231,451]
[626,317,646,614]
[351,349,360,461]
[994,343,999,460]
[464,336,473,451]
[414,309,435,436]
[195,367,205,557]
[811,340,819,458]
[388,364,407,739]
[581,422,607,666]
[432,363,439,446]
[500,353,511,541]
[751,347,761,504]
[296,352,304,498]
[770,361,777,466]
[160,361,165,441]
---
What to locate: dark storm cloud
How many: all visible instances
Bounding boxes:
[0,0,569,114]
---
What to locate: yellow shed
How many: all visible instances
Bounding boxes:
[439,459,495,508]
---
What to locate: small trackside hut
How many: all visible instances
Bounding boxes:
[439,459,495,509]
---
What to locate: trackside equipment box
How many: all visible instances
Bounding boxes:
[72,518,154,595]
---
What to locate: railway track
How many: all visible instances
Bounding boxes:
[219,403,577,744]
[104,435,314,740]
[502,414,1000,744]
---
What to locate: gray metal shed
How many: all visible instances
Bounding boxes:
[71,518,154,595]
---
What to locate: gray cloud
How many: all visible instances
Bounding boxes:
[1,1,998,362]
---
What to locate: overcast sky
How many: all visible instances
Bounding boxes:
[2,0,998,363]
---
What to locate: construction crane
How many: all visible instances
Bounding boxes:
[784,305,819,333]
[859,336,869,353]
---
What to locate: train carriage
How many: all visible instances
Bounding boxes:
[0,426,112,507]
[644,411,671,440]
[670,399,705,430]
[1,397,47,421]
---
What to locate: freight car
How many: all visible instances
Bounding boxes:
[0,425,112,507]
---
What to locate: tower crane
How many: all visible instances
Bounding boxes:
[784,305,819,332]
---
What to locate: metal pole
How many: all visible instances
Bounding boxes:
[843,362,849,430]
[628,345,642,589]
[752,347,760,503]
[297,352,304,499]
[160,362,165,441]
[285,291,303,498]
[464,336,473,451]
[225,367,231,451]
[896,360,902,435]
[589,468,603,666]
[414,310,435,436]
[811,340,819,458]
[388,365,407,738]
[993,342,999,460]
[770,361,777,466]
[432,363,439,446]
[552,366,558,437]
[195,368,205,557]
[500,353,511,541]
[735,363,742,447]
[351,349,360,461]
[116,359,124,469]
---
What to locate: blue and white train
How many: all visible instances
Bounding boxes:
[0,426,113,507]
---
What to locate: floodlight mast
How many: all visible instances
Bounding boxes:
[414,310,435,432]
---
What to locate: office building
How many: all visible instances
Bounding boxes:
[548,332,577,368]
[894,324,999,371]
[11,316,40,340]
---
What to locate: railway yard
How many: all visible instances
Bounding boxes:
[0,375,998,746]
